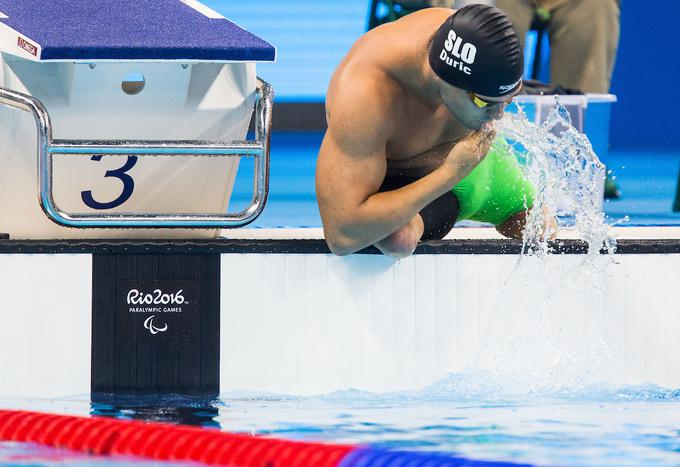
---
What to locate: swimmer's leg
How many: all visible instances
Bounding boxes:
[496,210,527,239]
[375,177,460,257]
[419,189,460,240]
[497,206,558,240]
[375,214,424,259]
[455,140,536,238]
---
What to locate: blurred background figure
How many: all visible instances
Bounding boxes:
[370,0,619,94]
[495,0,620,95]
[368,0,622,198]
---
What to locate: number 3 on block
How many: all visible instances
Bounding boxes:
[81,155,138,210]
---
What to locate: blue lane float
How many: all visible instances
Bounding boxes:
[340,447,533,466]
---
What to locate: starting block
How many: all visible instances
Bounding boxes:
[0,0,275,239]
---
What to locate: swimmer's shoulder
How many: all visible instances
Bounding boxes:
[335,7,453,88]
[325,7,456,147]
[326,71,400,149]
[328,8,454,114]
[343,7,453,69]
[327,59,398,110]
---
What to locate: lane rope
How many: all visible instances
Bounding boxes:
[0,409,529,466]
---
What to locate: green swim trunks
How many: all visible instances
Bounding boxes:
[453,139,535,225]
[378,139,535,240]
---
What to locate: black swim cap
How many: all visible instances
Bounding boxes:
[428,4,523,99]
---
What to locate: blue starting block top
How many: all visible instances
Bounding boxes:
[0,0,275,62]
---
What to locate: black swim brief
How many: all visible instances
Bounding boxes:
[378,176,460,241]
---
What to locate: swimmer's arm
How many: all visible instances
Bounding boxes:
[316,97,463,256]
[318,147,461,255]
[317,132,460,255]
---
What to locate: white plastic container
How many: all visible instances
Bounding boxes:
[512,93,617,162]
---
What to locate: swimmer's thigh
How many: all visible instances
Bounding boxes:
[419,190,460,240]
[379,176,460,241]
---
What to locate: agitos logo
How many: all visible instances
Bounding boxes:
[143,315,168,335]
[439,28,477,75]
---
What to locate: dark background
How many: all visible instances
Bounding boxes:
[609,0,680,149]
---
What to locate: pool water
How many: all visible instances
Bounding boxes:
[216,388,680,467]
[0,442,194,466]
[1,381,680,466]
[230,131,680,229]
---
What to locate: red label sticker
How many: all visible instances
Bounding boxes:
[17,37,37,56]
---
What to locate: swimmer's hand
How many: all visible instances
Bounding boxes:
[542,205,559,240]
[441,123,496,184]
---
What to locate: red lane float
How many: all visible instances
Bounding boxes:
[0,410,353,466]
[0,409,531,466]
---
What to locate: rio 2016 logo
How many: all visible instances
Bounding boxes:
[123,284,192,335]
[127,288,186,306]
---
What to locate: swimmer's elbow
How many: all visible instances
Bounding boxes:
[329,245,354,257]
[324,228,361,256]
[325,235,357,256]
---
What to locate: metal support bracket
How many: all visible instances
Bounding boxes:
[0,78,273,228]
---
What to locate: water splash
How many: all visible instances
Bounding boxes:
[468,98,620,394]
[496,98,616,255]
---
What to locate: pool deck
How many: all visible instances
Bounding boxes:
[221,226,680,240]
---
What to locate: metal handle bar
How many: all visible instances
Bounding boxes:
[0,78,273,228]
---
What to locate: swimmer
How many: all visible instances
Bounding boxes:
[316,4,540,258]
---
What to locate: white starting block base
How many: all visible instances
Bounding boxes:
[0,57,257,239]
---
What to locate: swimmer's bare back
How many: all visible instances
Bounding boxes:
[316,8,497,257]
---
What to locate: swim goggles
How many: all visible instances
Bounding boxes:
[468,92,511,109]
